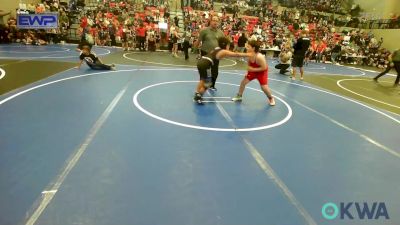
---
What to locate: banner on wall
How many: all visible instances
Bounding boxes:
[17,14,58,29]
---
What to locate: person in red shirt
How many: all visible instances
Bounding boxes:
[233,32,240,51]
[232,40,275,106]
[136,23,147,51]
[288,24,294,33]
[80,16,88,29]
[315,39,327,63]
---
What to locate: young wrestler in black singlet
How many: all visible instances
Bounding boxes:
[194,36,249,104]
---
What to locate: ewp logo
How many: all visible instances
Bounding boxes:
[322,202,389,220]
[17,14,58,29]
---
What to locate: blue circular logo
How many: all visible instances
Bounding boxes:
[322,202,339,220]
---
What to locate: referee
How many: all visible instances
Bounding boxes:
[197,16,224,90]
[291,30,310,80]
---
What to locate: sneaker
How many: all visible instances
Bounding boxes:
[372,78,378,83]
[232,95,242,102]
[209,86,217,91]
[268,97,276,106]
[300,77,304,81]
[290,76,296,81]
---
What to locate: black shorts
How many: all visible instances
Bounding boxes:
[197,59,212,80]
[292,55,305,67]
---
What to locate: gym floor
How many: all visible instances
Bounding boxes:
[0,44,399,225]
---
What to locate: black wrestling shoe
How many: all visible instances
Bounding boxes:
[193,93,203,104]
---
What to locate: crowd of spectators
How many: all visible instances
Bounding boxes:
[0,0,398,70]
[278,0,346,14]
[195,0,394,69]
[75,0,175,50]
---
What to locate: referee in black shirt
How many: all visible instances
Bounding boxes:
[291,30,310,80]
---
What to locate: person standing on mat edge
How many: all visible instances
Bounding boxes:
[373,48,400,87]
[194,36,249,104]
[291,30,310,81]
[77,45,115,70]
[232,40,275,106]
[197,16,225,91]
[182,28,191,60]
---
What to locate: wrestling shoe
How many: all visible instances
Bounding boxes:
[193,93,203,104]
[232,95,242,102]
[268,97,276,106]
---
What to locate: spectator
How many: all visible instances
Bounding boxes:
[182,28,191,60]
[275,46,292,75]
[331,41,342,64]
[237,32,248,61]
[136,23,147,51]
[0,10,11,26]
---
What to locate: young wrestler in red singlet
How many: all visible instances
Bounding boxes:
[232,40,275,106]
